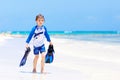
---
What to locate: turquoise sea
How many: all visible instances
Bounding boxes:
[1,31,120,43]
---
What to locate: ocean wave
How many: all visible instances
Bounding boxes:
[1,31,120,43]
[64,31,73,34]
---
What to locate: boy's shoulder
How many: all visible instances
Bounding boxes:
[32,25,37,29]
[42,25,47,30]
[42,25,46,28]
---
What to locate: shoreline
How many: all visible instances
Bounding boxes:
[1,31,120,45]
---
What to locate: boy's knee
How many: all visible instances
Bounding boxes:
[35,55,39,59]
[41,52,45,57]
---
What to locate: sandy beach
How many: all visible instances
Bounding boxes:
[0,35,120,80]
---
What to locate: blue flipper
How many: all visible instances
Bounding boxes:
[19,47,31,67]
[45,52,54,63]
[45,45,55,63]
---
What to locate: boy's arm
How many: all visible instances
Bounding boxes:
[44,26,51,43]
[26,26,36,46]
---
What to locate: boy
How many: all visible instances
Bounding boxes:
[26,14,52,73]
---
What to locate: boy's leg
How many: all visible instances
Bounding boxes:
[33,55,39,73]
[41,52,45,73]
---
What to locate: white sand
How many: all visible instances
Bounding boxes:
[0,36,120,80]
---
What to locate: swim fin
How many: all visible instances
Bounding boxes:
[45,45,55,63]
[19,47,31,67]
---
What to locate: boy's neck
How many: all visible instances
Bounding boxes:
[37,25,43,27]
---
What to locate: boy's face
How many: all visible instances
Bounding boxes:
[36,18,44,27]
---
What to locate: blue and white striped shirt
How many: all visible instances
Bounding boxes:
[26,25,51,47]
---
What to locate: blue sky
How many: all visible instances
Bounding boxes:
[0,0,120,31]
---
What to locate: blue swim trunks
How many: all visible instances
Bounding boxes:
[33,44,46,55]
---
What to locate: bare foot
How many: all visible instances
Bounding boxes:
[41,70,44,74]
[32,69,36,73]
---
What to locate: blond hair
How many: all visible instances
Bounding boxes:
[35,14,45,21]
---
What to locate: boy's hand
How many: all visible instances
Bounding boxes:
[26,43,29,48]
[49,42,53,45]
